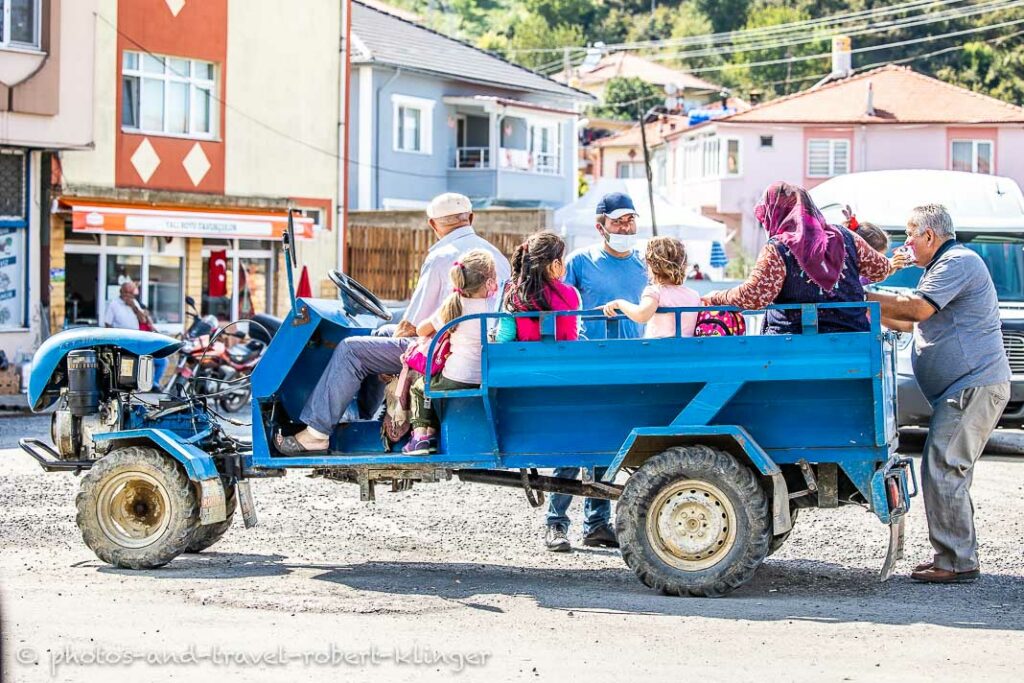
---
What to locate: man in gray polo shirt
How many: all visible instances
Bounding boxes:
[868,204,1010,583]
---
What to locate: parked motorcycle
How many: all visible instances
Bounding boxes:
[167,297,223,400]
[201,313,282,413]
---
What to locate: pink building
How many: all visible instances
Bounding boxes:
[663,64,1024,253]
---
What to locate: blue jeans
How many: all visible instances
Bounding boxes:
[545,467,610,534]
[152,357,168,390]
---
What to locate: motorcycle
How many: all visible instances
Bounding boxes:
[167,297,223,400]
[201,313,282,413]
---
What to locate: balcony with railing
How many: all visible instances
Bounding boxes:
[452,146,491,169]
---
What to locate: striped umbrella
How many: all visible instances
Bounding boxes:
[710,241,729,268]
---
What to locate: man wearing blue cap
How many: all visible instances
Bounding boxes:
[544,191,648,552]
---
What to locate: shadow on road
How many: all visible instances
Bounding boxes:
[99,552,1024,631]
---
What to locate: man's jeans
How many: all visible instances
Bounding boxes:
[299,332,412,435]
[922,382,1009,572]
[546,467,610,534]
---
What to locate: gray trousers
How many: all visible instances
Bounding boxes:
[921,381,1009,572]
[299,332,412,435]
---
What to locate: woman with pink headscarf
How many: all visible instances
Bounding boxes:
[704,181,899,334]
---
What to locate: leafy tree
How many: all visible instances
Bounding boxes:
[936,41,1024,105]
[591,76,663,120]
[695,0,750,34]
[504,14,585,71]
[723,4,829,97]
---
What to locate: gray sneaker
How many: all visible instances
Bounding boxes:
[544,524,571,552]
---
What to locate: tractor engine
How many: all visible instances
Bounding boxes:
[50,348,155,460]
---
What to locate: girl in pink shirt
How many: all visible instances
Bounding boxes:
[499,231,581,342]
[603,236,701,338]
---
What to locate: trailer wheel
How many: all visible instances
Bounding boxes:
[767,507,799,556]
[76,446,199,569]
[185,482,237,553]
[616,445,771,597]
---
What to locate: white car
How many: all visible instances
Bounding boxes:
[812,170,1024,428]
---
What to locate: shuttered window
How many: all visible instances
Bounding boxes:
[807,139,849,177]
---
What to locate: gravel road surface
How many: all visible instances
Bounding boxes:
[1,414,1022,682]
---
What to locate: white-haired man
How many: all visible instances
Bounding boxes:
[276,193,510,454]
[868,204,1010,583]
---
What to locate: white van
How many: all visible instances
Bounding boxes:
[811,170,1024,428]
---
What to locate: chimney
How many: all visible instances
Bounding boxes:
[831,35,852,79]
[866,82,875,117]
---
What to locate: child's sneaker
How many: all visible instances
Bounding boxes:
[402,435,437,455]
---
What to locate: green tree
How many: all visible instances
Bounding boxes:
[723,4,829,98]
[695,0,750,34]
[504,14,585,71]
[592,76,663,120]
[936,41,1024,105]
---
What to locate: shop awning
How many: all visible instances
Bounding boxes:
[59,199,315,240]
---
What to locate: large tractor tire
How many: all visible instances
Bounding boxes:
[767,506,799,557]
[185,482,237,553]
[76,446,199,569]
[616,445,771,597]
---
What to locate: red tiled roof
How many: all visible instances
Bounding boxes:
[721,64,1024,125]
[555,52,722,93]
[592,115,689,148]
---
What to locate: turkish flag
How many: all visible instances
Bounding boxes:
[296,266,313,298]
[208,250,228,298]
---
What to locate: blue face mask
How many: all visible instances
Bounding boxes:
[602,228,635,252]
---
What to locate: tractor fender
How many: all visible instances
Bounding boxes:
[604,425,792,535]
[91,429,227,525]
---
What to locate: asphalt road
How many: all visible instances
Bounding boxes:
[1,412,1022,682]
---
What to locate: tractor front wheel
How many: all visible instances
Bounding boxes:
[616,445,771,597]
[76,446,199,569]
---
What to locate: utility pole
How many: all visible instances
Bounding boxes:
[638,105,658,237]
[562,46,571,80]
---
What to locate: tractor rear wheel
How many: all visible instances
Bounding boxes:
[185,482,237,553]
[76,446,199,569]
[616,445,771,597]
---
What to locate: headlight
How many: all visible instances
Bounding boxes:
[180,340,194,353]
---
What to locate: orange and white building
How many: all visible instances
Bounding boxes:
[54,0,341,333]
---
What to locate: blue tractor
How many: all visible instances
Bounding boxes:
[20,229,916,596]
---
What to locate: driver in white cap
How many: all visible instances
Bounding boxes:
[276,193,510,455]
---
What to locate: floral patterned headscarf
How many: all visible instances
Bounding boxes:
[755,181,847,291]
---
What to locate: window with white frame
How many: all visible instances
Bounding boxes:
[679,135,740,180]
[529,121,561,175]
[951,139,993,174]
[616,161,645,179]
[122,51,216,137]
[807,138,850,177]
[392,94,433,154]
[724,138,741,176]
[0,0,41,50]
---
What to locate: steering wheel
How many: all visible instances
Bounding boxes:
[328,270,393,322]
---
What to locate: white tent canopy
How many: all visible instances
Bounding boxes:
[555,178,728,274]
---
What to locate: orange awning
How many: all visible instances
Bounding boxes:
[60,199,315,240]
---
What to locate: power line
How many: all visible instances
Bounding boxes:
[533,0,1024,73]
[530,0,1022,73]
[507,0,970,55]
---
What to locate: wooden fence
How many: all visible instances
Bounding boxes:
[346,225,529,301]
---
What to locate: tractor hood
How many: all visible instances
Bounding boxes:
[29,328,181,412]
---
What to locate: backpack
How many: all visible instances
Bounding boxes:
[694,310,746,337]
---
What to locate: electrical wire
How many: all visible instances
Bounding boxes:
[531,0,1024,73]
[507,0,973,54]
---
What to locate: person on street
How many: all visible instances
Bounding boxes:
[276,193,510,455]
[543,192,648,553]
[868,204,1010,583]
[105,281,168,386]
[703,181,899,334]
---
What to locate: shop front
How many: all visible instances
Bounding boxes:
[52,199,313,333]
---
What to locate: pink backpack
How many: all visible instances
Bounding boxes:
[694,310,746,337]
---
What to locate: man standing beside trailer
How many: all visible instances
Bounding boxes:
[543,192,649,552]
[868,204,1010,583]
